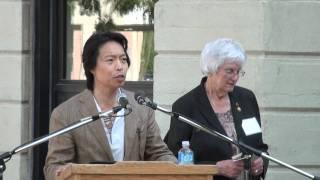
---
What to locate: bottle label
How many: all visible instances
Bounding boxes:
[178,151,193,164]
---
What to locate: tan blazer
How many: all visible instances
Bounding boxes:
[44,89,176,180]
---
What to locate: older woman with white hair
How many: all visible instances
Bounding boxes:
[165,38,268,180]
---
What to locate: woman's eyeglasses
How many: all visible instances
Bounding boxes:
[223,68,245,77]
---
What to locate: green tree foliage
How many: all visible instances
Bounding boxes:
[73,0,158,23]
[109,0,158,23]
[79,0,101,16]
[139,31,155,80]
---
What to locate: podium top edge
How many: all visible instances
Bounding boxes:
[60,161,217,175]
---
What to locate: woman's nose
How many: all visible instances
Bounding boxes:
[232,74,240,81]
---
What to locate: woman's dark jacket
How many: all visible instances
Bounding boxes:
[165,77,268,180]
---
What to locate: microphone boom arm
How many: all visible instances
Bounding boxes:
[0,105,126,180]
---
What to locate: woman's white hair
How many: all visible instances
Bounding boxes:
[200,38,246,76]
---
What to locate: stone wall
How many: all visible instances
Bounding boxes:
[0,0,32,179]
[154,0,320,179]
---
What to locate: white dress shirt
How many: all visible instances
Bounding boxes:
[93,96,125,161]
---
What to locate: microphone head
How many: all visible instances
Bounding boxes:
[118,96,128,108]
[134,91,146,105]
[117,89,129,108]
[134,91,157,110]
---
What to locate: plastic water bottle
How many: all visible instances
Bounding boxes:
[178,141,194,165]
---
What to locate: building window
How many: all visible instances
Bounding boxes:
[65,0,156,81]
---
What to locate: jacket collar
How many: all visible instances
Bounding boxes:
[194,77,243,137]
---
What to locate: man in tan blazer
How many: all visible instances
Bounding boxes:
[44,32,176,180]
[44,89,176,180]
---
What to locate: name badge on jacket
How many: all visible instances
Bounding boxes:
[242,117,262,136]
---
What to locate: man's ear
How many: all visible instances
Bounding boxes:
[90,69,95,76]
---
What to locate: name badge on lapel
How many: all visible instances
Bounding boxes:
[242,117,262,136]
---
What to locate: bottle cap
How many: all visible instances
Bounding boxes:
[182,141,190,147]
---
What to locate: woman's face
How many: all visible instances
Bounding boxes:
[91,41,129,90]
[211,61,243,93]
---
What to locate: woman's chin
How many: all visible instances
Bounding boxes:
[226,86,235,92]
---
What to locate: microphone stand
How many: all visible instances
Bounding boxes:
[0,105,125,180]
[143,100,320,180]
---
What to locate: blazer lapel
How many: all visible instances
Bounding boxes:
[123,113,138,160]
[78,89,114,160]
[228,90,244,140]
[123,91,139,160]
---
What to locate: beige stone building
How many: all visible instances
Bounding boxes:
[0,0,319,180]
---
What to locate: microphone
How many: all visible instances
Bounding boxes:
[134,91,146,105]
[118,95,129,109]
[117,89,132,116]
[134,92,157,110]
[99,90,130,118]
[117,89,130,109]
[118,96,128,107]
[134,92,171,115]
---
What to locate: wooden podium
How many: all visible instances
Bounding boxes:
[56,161,218,180]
